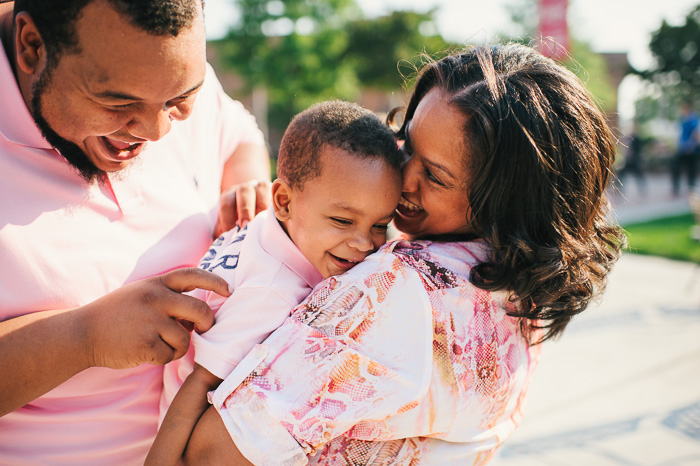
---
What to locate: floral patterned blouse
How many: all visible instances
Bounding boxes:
[209,239,541,465]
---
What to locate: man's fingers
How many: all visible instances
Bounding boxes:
[216,188,239,237]
[235,183,257,228]
[158,319,193,362]
[155,286,217,334]
[159,268,231,296]
[255,180,272,212]
[147,337,177,366]
[157,268,231,333]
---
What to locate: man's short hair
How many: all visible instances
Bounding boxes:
[277,100,403,190]
[14,0,198,70]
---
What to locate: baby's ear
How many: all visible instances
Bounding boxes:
[271,178,293,221]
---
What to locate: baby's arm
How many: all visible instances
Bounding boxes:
[146,364,223,466]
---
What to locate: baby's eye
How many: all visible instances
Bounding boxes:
[331,218,352,226]
[373,224,389,231]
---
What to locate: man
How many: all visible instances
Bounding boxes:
[0,0,270,463]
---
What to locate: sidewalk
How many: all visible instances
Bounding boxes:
[608,171,693,225]
[490,172,700,466]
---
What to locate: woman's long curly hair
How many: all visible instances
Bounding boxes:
[390,44,625,342]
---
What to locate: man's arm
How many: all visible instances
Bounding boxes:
[146,364,222,466]
[215,142,272,237]
[0,268,230,416]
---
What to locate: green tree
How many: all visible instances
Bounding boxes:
[343,10,452,91]
[211,0,452,150]
[639,4,700,104]
[212,0,362,136]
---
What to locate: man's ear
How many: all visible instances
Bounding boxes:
[271,179,294,222]
[14,12,45,75]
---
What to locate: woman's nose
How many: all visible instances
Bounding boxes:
[401,156,418,192]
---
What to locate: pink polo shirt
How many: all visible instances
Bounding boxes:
[0,41,265,465]
[161,207,323,410]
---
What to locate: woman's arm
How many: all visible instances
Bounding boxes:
[146,364,223,466]
[184,253,434,465]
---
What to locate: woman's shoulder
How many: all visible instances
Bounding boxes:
[372,239,492,289]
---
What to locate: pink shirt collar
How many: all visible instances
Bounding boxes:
[0,43,52,150]
[260,205,323,289]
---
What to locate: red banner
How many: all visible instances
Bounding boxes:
[537,0,569,60]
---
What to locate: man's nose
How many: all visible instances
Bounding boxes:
[127,106,173,142]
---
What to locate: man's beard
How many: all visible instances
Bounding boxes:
[30,66,105,184]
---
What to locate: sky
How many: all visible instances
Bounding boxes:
[203,0,700,122]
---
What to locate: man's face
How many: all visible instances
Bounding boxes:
[29,0,207,181]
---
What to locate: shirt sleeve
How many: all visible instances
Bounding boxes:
[209,259,435,466]
[192,285,299,380]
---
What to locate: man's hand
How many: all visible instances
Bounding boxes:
[214,180,272,238]
[0,267,232,416]
[82,268,231,369]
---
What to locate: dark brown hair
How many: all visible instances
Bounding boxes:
[278,100,403,189]
[390,44,625,342]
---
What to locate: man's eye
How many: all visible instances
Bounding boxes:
[168,94,194,107]
[110,103,134,110]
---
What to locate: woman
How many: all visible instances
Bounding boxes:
[181,44,624,465]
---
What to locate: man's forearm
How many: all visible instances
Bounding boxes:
[0,308,90,416]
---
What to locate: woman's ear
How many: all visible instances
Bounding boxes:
[14,12,45,75]
[271,179,294,222]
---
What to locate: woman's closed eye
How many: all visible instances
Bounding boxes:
[424,166,443,186]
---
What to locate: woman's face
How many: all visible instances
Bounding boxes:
[394,88,473,239]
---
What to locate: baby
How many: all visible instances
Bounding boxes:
[146,100,403,465]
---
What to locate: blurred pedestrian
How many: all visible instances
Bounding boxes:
[671,101,699,196]
[618,121,646,195]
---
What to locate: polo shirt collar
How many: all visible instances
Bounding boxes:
[260,205,323,288]
[0,40,52,149]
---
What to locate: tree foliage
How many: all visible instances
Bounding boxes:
[640,4,700,104]
[343,10,451,90]
[213,0,361,132]
[212,0,450,137]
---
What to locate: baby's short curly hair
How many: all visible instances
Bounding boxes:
[277,101,403,190]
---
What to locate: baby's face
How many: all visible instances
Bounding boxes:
[283,146,402,279]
